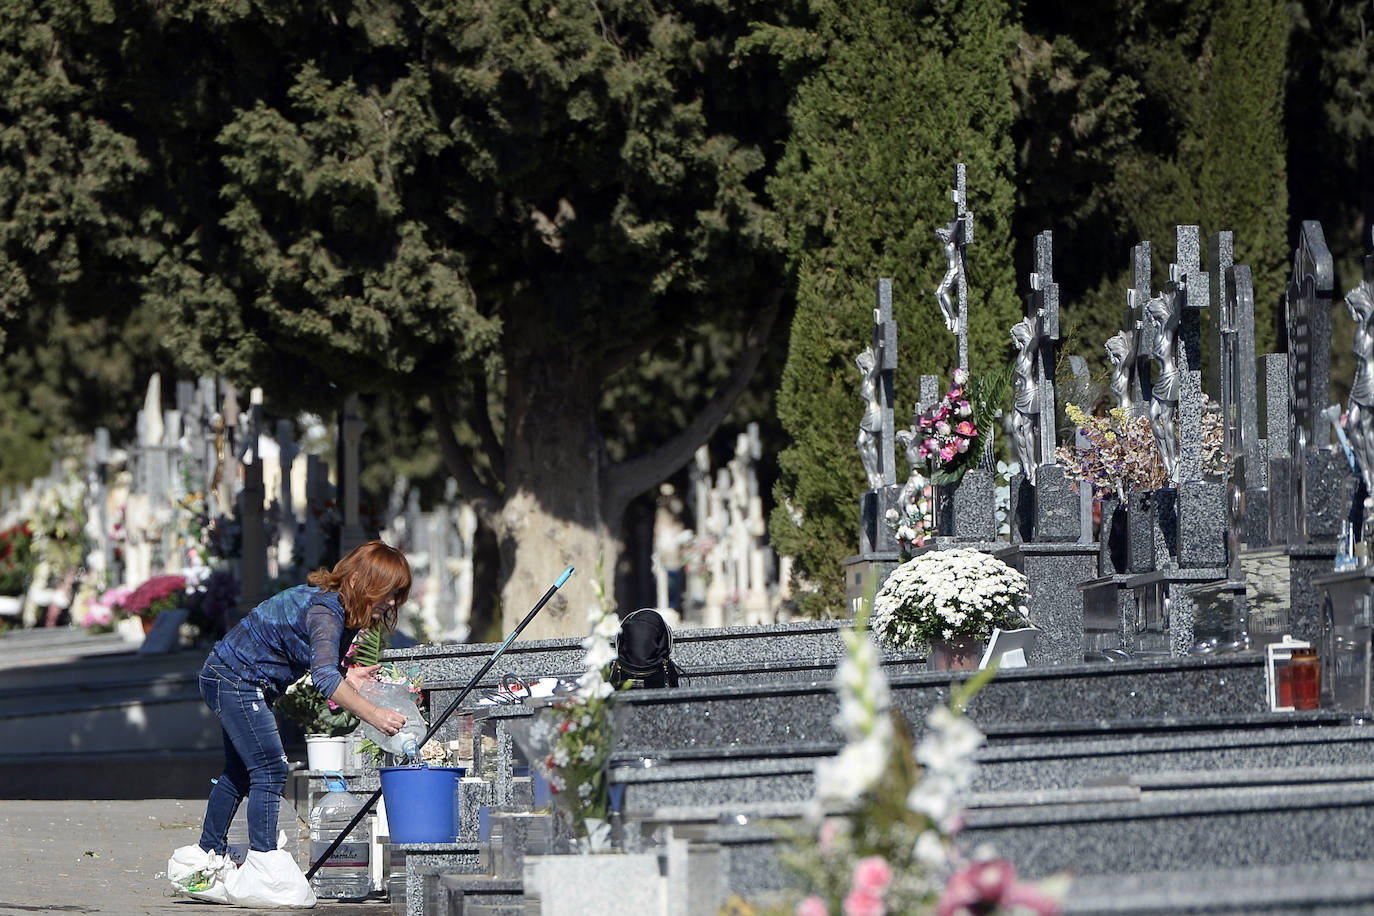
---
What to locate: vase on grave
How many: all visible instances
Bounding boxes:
[1126,491,1155,573]
[1100,496,1127,576]
[305,735,349,773]
[927,636,984,671]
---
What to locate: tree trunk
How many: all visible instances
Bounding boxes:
[496,358,616,641]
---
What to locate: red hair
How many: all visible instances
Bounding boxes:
[307,540,412,629]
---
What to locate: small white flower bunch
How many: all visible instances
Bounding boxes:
[514,569,622,850]
[870,548,1028,651]
[812,610,894,815]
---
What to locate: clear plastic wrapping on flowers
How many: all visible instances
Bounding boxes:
[507,698,616,841]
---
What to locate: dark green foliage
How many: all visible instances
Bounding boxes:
[1197,0,1288,355]
[766,0,1019,616]
[1014,0,1289,370]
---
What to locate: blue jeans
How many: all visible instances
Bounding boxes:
[198,661,290,854]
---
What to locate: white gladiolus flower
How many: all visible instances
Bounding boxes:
[914,829,950,868]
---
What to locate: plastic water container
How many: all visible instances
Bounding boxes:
[309,771,372,901]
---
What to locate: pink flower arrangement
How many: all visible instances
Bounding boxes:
[79,603,115,633]
[917,369,977,470]
[937,859,1061,916]
[124,574,188,621]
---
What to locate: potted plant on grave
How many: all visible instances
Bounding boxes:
[870,547,1032,670]
[0,522,34,617]
[276,674,360,771]
[124,574,189,635]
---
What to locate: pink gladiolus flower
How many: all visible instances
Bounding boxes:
[818,819,840,851]
[797,896,829,916]
[842,889,884,916]
[948,387,964,401]
[853,857,893,895]
[938,861,1016,916]
[940,443,959,463]
[935,405,950,421]
[955,421,977,436]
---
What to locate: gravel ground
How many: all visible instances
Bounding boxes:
[0,798,397,916]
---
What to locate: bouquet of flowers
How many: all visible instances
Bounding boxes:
[31,456,89,586]
[511,573,622,851]
[0,522,34,596]
[124,574,189,622]
[870,548,1029,651]
[276,674,360,737]
[1054,404,1166,500]
[1057,400,1226,500]
[884,479,933,558]
[916,366,1010,487]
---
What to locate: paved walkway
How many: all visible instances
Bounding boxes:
[0,798,396,915]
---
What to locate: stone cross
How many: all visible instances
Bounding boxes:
[1210,232,1263,488]
[1284,220,1335,543]
[935,163,975,370]
[1129,241,1154,416]
[874,280,898,487]
[1028,230,1060,468]
[1172,226,1209,481]
[1284,220,1335,455]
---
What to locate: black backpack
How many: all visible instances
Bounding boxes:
[609,609,682,688]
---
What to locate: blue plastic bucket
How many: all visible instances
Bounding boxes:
[378,764,466,843]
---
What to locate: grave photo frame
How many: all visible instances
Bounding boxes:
[979,626,1041,670]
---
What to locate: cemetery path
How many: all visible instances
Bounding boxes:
[0,798,393,915]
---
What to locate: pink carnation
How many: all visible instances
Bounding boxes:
[842,889,884,916]
[852,856,893,896]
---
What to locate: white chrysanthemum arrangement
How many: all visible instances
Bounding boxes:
[871,548,1029,650]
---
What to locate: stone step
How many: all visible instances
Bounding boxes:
[0,643,204,690]
[973,722,1374,791]
[1061,861,1374,914]
[961,781,1374,878]
[604,732,1374,811]
[386,619,857,690]
[676,779,1374,903]
[459,655,1277,765]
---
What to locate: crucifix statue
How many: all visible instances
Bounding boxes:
[935,164,975,370]
[1010,315,1041,484]
[1344,230,1374,544]
[1144,287,1181,481]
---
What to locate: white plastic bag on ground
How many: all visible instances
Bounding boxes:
[168,844,236,903]
[224,849,317,908]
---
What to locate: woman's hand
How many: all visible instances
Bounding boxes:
[366,704,408,737]
[345,664,380,691]
[331,665,407,736]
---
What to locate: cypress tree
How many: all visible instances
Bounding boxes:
[1197,0,1289,355]
[767,0,1018,617]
